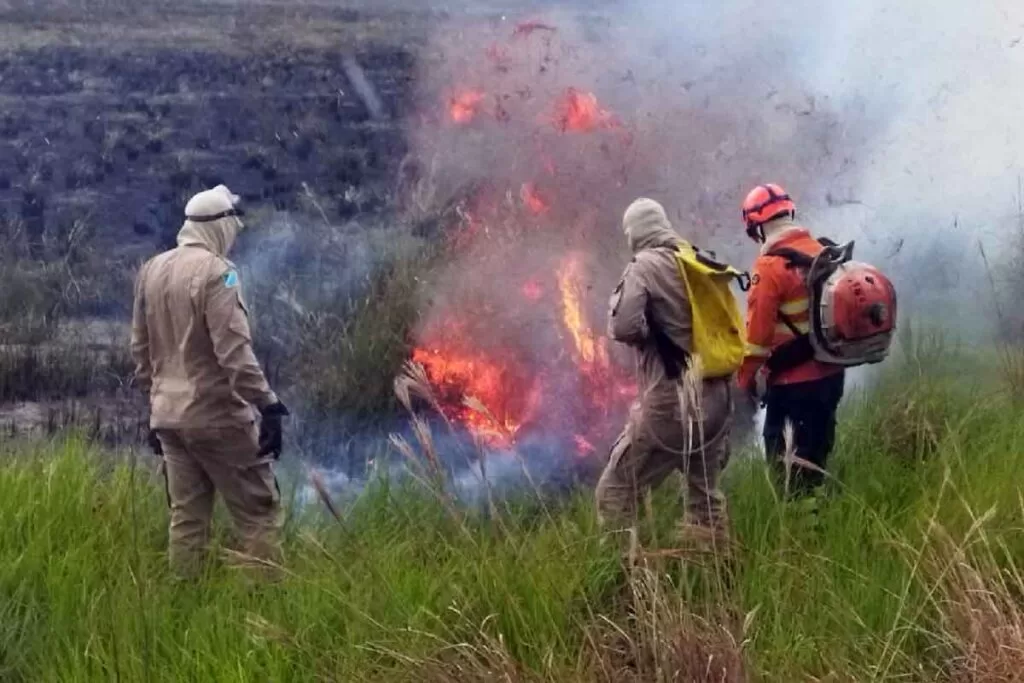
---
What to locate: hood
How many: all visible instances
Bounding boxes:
[760,217,807,254]
[622,198,682,253]
[176,185,244,257]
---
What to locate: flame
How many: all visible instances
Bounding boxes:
[521,279,544,301]
[410,248,635,452]
[557,253,608,368]
[412,347,534,447]
[512,20,557,39]
[553,88,616,133]
[449,88,486,124]
[450,193,499,249]
[520,182,549,215]
[408,27,647,457]
[574,434,596,457]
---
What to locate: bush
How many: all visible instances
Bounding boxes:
[0,212,136,401]
[0,339,135,403]
[237,204,440,424]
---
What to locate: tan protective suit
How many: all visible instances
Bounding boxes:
[131,185,283,578]
[596,198,733,539]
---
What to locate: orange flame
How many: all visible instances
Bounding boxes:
[521,279,544,301]
[408,21,654,458]
[553,88,616,133]
[574,434,596,457]
[557,253,609,368]
[449,88,486,124]
[411,250,635,452]
[513,20,557,39]
[520,182,550,215]
[412,347,537,447]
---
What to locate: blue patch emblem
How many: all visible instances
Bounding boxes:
[223,270,239,288]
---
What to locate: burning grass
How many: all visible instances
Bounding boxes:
[400,17,652,459]
[0,353,1022,680]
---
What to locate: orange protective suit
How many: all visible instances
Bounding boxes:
[737,220,844,392]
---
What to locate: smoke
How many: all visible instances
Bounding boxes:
[395,0,1024,468]
[413,0,1024,310]
[232,1,1024,502]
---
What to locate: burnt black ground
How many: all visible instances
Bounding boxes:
[0,1,434,443]
[0,1,427,265]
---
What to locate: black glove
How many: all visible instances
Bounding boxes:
[147,428,163,456]
[258,402,290,459]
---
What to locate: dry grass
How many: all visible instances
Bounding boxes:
[405,570,748,683]
[0,210,135,403]
[925,521,1024,683]
[585,564,747,683]
[392,559,748,683]
[242,210,434,421]
[403,618,538,683]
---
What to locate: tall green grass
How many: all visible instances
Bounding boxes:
[0,350,1022,681]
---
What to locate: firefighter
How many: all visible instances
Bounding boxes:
[131,184,289,579]
[738,184,845,499]
[596,198,734,551]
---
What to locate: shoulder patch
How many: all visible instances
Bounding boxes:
[750,273,761,286]
[223,270,239,288]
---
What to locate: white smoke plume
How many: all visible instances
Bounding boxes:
[259,0,1024,504]
[410,0,1024,318]
[393,0,1024,464]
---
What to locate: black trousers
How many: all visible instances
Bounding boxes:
[763,372,845,497]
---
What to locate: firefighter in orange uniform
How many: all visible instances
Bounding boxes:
[737,184,845,498]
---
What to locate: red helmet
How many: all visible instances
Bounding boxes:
[742,184,795,238]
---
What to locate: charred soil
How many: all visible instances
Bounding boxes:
[0,4,421,260]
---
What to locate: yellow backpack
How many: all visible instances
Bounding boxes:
[672,241,748,379]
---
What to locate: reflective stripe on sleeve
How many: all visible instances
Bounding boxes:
[779,298,810,315]
[746,342,771,357]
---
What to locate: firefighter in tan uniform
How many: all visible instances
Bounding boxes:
[131,185,289,578]
[596,198,733,549]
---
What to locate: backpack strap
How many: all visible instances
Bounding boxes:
[692,247,729,271]
[767,246,814,270]
[689,244,752,291]
[763,246,817,379]
[646,300,689,381]
[777,311,804,337]
[768,235,842,269]
[767,247,815,337]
